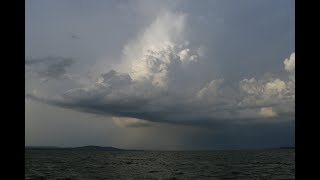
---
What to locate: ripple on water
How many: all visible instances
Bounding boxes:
[25,149,295,179]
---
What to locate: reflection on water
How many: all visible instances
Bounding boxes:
[25,149,295,179]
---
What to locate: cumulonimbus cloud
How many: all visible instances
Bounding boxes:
[26,11,295,127]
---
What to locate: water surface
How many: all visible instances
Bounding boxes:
[25,149,295,179]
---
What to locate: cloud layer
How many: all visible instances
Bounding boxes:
[25,56,75,82]
[26,11,295,127]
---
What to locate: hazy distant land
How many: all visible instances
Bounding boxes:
[25,145,143,151]
[25,145,294,151]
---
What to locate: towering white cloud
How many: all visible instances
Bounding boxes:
[121,11,200,89]
[284,52,295,83]
[265,79,286,95]
[284,52,295,74]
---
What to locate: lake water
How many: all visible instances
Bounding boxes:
[25,149,295,179]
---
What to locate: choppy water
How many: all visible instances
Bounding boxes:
[25,149,294,179]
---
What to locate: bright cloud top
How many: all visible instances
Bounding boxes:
[26,11,295,127]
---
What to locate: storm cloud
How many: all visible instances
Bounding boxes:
[25,0,294,149]
[26,10,295,127]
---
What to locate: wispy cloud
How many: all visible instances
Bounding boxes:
[25,56,75,81]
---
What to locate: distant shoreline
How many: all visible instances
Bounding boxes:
[25,145,143,151]
[25,145,294,151]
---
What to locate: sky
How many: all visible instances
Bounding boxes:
[25,0,295,150]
